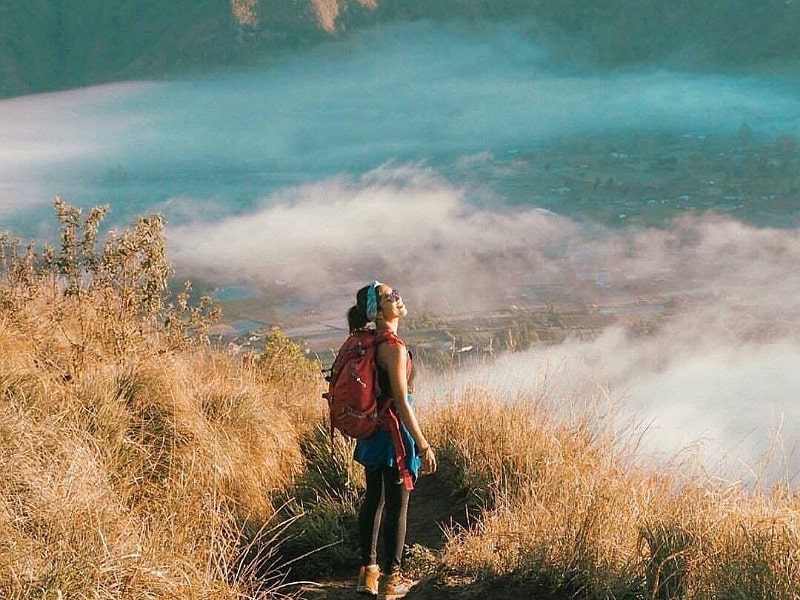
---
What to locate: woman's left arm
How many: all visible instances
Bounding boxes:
[379,342,436,473]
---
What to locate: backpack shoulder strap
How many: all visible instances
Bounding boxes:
[372,328,414,490]
[374,327,403,348]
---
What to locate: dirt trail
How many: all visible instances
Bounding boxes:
[297,472,474,600]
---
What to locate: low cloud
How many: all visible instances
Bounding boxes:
[167,165,577,309]
[3,21,800,227]
[437,322,800,487]
[169,167,800,325]
[0,83,151,215]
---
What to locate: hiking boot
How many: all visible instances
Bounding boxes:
[357,564,380,597]
[380,571,417,600]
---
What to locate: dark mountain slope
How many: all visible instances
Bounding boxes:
[1,0,798,99]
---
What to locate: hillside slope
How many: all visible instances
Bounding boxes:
[2,0,798,99]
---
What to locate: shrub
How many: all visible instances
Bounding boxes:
[0,197,220,374]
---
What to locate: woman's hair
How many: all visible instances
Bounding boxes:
[356,281,379,323]
[347,304,369,332]
[349,281,380,331]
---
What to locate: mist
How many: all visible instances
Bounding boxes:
[179,168,800,487]
[3,20,800,485]
[431,318,800,488]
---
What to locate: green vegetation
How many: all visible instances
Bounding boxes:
[3,0,799,98]
[1,200,798,598]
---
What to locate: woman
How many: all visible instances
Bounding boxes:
[351,281,436,599]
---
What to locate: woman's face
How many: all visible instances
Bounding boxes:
[377,283,407,319]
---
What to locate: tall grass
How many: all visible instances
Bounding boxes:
[2,200,798,598]
[0,199,323,598]
[423,387,800,599]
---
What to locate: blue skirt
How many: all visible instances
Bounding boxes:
[353,395,421,479]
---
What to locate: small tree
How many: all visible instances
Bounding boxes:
[0,197,220,372]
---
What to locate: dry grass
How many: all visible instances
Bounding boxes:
[0,200,324,598]
[423,387,800,599]
[0,316,323,597]
[2,200,798,599]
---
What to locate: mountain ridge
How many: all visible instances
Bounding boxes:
[2,0,798,99]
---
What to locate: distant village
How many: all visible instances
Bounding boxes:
[474,127,799,229]
[213,128,800,369]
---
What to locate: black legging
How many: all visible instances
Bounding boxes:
[358,466,411,574]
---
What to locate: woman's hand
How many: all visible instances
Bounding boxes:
[419,445,437,475]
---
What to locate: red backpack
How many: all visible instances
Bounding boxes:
[323,328,414,490]
[323,329,384,440]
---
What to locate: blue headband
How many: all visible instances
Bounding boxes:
[365,281,379,322]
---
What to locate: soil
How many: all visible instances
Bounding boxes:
[292,471,503,600]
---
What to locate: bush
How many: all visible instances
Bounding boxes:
[0,197,220,374]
